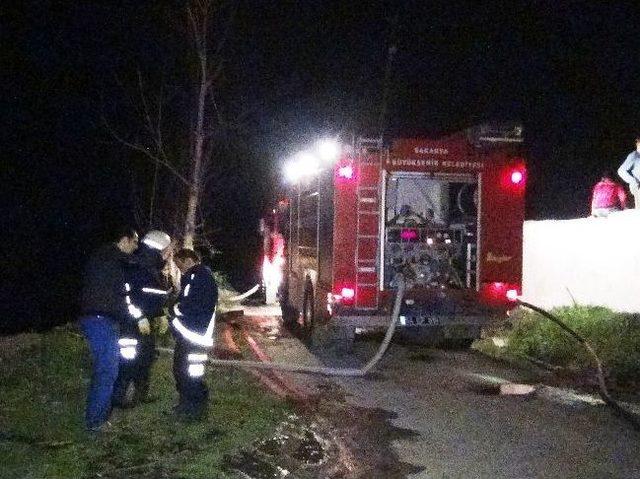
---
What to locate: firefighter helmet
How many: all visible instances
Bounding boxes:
[141,230,171,251]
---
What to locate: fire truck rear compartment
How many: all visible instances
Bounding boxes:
[383,172,479,292]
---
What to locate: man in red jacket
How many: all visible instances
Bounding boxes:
[591,172,628,217]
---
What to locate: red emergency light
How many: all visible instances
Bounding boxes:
[511,170,524,184]
[483,282,520,304]
[506,288,519,301]
[505,162,526,187]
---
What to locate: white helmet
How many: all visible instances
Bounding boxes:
[141,230,171,251]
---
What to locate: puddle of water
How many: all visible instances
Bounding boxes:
[225,399,428,478]
[225,414,329,478]
[318,404,425,478]
[257,438,282,457]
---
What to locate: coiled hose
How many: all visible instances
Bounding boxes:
[159,274,406,377]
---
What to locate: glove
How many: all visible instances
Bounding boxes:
[137,317,151,335]
[156,315,169,335]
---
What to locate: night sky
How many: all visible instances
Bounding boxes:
[4,1,640,331]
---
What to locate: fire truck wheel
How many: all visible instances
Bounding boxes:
[279,289,297,327]
[302,285,314,332]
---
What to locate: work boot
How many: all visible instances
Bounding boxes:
[174,402,207,423]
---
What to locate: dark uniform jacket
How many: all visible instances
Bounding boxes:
[172,264,218,345]
[121,245,171,335]
[81,243,133,326]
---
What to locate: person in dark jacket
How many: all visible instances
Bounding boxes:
[112,230,173,408]
[78,226,141,432]
[170,248,218,420]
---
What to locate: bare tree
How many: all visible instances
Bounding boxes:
[105,0,237,249]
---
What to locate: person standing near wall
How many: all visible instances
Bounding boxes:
[78,227,140,432]
[617,137,640,208]
[591,172,627,217]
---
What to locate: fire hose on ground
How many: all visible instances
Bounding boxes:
[158,274,406,377]
[517,299,640,432]
[225,284,261,302]
[158,278,640,430]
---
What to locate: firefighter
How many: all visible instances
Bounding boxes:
[78,226,140,432]
[170,248,218,420]
[591,172,627,217]
[112,230,173,408]
[617,136,640,208]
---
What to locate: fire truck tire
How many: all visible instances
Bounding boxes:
[302,285,315,332]
[278,283,297,327]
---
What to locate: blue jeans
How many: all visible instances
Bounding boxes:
[79,315,119,430]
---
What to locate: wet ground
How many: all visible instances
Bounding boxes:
[223,395,425,478]
[234,308,640,479]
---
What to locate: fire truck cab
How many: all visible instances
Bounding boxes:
[277,127,526,347]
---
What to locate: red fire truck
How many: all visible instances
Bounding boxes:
[274,127,526,347]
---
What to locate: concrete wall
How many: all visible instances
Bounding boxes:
[522,210,640,312]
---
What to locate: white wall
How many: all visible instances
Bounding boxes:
[522,210,640,312]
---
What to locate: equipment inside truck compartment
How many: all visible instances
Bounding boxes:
[383,172,478,290]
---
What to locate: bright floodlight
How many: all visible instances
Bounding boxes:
[296,151,319,172]
[284,151,320,183]
[284,161,304,183]
[316,139,341,163]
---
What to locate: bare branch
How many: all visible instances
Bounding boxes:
[137,70,154,135]
[103,118,191,186]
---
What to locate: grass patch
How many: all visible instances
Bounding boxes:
[0,328,291,478]
[480,306,640,388]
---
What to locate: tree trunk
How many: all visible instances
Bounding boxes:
[183,4,209,250]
